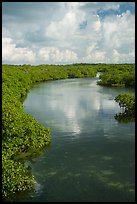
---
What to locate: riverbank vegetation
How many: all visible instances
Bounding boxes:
[96,63,135,122]
[114,93,135,123]
[2,63,135,199]
[2,64,97,199]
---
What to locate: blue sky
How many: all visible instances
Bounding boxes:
[2,2,135,65]
[97,2,135,19]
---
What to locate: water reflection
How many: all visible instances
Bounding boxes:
[24,78,121,138]
[114,111,135,123]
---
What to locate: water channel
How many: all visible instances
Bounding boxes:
[14,75,135,202]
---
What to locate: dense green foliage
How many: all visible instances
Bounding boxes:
[2,64,97,199]
[114,93,135,122]
[97,64,135,87]
[2,66,50,199]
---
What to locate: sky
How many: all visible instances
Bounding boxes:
[2,2,135,65]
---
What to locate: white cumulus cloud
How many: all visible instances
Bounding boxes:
[38,47,78,63]
[2,37,36,64]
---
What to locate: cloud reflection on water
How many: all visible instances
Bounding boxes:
[27,78,120,136]
[23,78,123,138]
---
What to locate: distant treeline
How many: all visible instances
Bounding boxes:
[2,63,135,199]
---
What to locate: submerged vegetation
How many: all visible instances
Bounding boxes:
[2,63,135,199]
